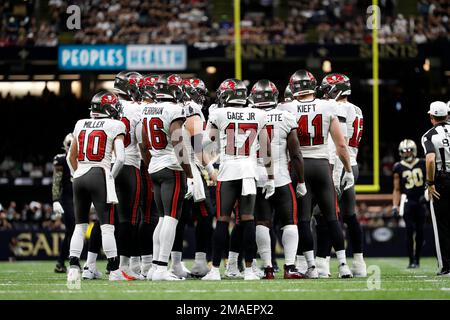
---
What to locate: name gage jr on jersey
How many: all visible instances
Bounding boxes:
[227,111,256,121]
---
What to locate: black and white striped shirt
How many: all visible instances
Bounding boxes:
[421,122,450,172]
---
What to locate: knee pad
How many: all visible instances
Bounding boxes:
[100,224,115,236]
[74,223,88,236]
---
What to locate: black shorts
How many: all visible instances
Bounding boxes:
[216,179,256,218]
[182,173,214,222]
[73,167,114,225]
[255,183,297,227]
[294,158,338,222]
[150,168,187,219]
[115,165,141,225]
[140,162,159,225]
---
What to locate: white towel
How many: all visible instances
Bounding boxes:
[241,177,256,196]
[191,163,206,202]
[105,170,119,204]
[399,194,407,217]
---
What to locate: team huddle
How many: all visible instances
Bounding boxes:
[61,68,368,284]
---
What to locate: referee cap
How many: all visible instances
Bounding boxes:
[428,101,448,116]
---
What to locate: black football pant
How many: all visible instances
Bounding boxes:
[57,196,75,265]
[403,200,426,264]
[432,174,450,270]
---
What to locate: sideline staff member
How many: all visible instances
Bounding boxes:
[421,101,450,276]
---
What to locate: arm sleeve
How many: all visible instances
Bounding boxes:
[111,138,125,178]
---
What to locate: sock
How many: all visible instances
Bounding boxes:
[255,225,272,267]
[281,224,298,266]
[69,223,88,258]
[327,220,345,252]
[86,252,98,268]
[156,265,167,272]
[171,251,182,266]
[69,256,80,268]
[130,256,141,272]
[336,250,348,265]
[297,255,306,266]
[172,217,186,252]
[230,223,244,253]
[101,224,117,259]
[228,251,239,266]
[244,266,252,274]
[353,253,364,263]
[195,252,207,264]
[158,216,178,264]
[343,214,363,254]
[304,250,316,268]
[142,255,152,266]
[241,220,256,264]
[88,221,102,254]
[212,221,229,267]
[120,256,130,269]
[152,217,164,262]
[298,221,314,252]
[107,256,119,271]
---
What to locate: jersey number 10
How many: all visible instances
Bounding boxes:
[77,130,107,162]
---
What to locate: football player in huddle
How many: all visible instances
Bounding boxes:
[67,90,128,283]
[249,79,307,280]
[202,79,273,281]
[169,78,216,278]
[392,139,426,268]
[313,74,367,277]
[140,74,195,281]
[278,70,354,278]
[111,71,146,280]
[53,133,75,274]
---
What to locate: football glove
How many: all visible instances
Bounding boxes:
[391,206,399,217]
[185,178,194,200]
[296,182,307,197]
[341,171,354,191]
[262,179,275,199]
[53,201,64,218]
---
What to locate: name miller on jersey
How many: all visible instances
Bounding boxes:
[83,120,105,128]
[227,111,256,121]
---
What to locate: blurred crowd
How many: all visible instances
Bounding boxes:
[0,0,448,46]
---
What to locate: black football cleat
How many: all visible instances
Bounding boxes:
[263,267,275,280]
[54,263,67,273]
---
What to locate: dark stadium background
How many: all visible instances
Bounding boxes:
[0,0,448,260]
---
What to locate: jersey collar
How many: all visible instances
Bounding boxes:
[400,158,419,169]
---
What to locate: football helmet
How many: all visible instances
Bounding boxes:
[284,85,293,102]
[217,78,247,107]
[248,79,279,109]
[63,133,74,153]
[398,139,417,162]
[140,74,159,100]
[289,69,317,97]
[90,90,123,120]
[183,78,208,106]
[154,74,184,102]
[114,71,142,101]
[319,73,351,100]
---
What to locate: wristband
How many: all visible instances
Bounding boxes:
[426,180,435,186]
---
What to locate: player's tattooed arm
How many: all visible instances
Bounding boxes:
[171,119,193,178]
[392,173,401,208]
[329,117,351,172]
[425,152,440,200]
[67,137,78,174]
[287,130,305,183]
[52,165,63,201]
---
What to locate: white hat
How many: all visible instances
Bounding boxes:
[428,101,448,117]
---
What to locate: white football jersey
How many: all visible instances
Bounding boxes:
[184,101,206,167]
[328,101,363,166]
[256,108,298,188]
[73,118,126,178]
[278,99,336,160]
[141,101,186,174]
[208,106,267,181]
[119,99,142,169]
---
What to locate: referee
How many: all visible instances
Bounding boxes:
[421,101,450,276]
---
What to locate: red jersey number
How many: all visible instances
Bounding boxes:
[297,114,324,146]
[145,117,168,150]
[78,130,107,162]
[121,117,131,148]
[349,117,363,148]
[225,123,258,156]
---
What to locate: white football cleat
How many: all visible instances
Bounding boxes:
[351,260,367,277]
[201,267,221,281]
[109,269,132,281]
[123,267,145,280]
[224,263,243,279]
[152,269,184,281]
[170,262,191,278]
[244,268,260,281]
[146,264,157,281]
[82,265,102,280]
[251,260,265,278]
[295,256,308,274]
[316,257,330,278]
[338,263,353,278]
[67,266,81,287]
[191,261,210,277]
[305,266,319,279]
[141,263,152,278]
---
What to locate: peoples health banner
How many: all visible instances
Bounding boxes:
[58,45,187,71]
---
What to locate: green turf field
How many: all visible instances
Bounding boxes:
[0,258,449,300]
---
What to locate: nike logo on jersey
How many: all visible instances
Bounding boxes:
[227,111,255,120]
[83,120,105,128]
